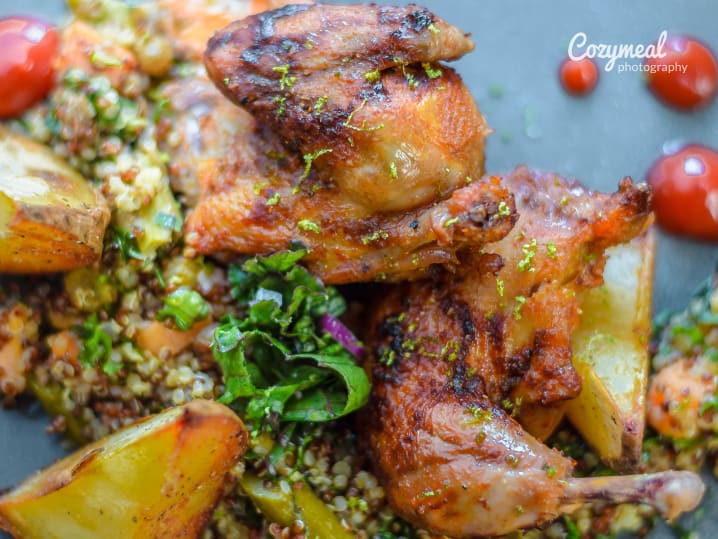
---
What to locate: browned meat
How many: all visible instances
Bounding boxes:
[357,169,701,537]
[156,76,256,207]
[184,4,510,283]
[204,3,484,213]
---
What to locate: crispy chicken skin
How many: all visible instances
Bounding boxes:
[204,3,486,213]
[156,76,255,207]
[186,4,513,284]
[360,169,702,536]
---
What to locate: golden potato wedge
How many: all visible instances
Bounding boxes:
[0,127,110,273]
[517,403,567,441]
[566,231,655,470]
[0,400,248,539]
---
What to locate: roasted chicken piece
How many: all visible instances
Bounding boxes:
[361,168,703,536]
[156,76,256,207]
[186,3,509,283]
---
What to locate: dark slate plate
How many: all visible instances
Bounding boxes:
[0,0,715,537]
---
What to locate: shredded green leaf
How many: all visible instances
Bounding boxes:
[213,251,370,426]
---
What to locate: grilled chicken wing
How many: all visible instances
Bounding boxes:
[186,4,509,283]
[361,169,703,536]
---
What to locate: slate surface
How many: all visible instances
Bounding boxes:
[0,1,715,536]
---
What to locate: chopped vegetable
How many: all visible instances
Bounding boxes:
[239,473,354,539]
[156,287,210,330]
[213,251,370,426]
[78,313,119,376]
[26,376,87,444]
[320,313,365,359]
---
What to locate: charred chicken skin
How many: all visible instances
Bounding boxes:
[362,168,704,537]
[188,3,512,284]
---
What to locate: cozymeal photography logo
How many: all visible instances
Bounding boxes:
[568,30,686,74]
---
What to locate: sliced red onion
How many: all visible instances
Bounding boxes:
[321,313,365,359]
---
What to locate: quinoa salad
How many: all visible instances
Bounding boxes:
[0,1,716,538]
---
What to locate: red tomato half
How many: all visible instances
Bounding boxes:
[645,35,718,110]
[0,16,59,118]
[559,57,599,96]
[647,144,718,241]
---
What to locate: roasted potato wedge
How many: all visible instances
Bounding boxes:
[517,403,567,441]
[566,231,655,470]
[0,127,110,273]
[0,400,248,539]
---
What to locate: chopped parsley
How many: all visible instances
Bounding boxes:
[107,227,145,262]
[79,314,120,376]
[157,287,210,330]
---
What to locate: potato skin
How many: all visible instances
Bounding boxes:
[0,126,110,273]
[566,232,655,471]
[0,400,248,539]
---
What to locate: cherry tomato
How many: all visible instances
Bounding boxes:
[0,16,59,118]
[645,35,717,110]
[559,57,599,96]
[647,144,718,241]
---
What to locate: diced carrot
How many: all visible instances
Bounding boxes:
[134,320,208,358]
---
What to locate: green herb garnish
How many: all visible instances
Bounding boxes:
[157,287,210,330]
[79,313,120,376]
[213,251,370,426]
